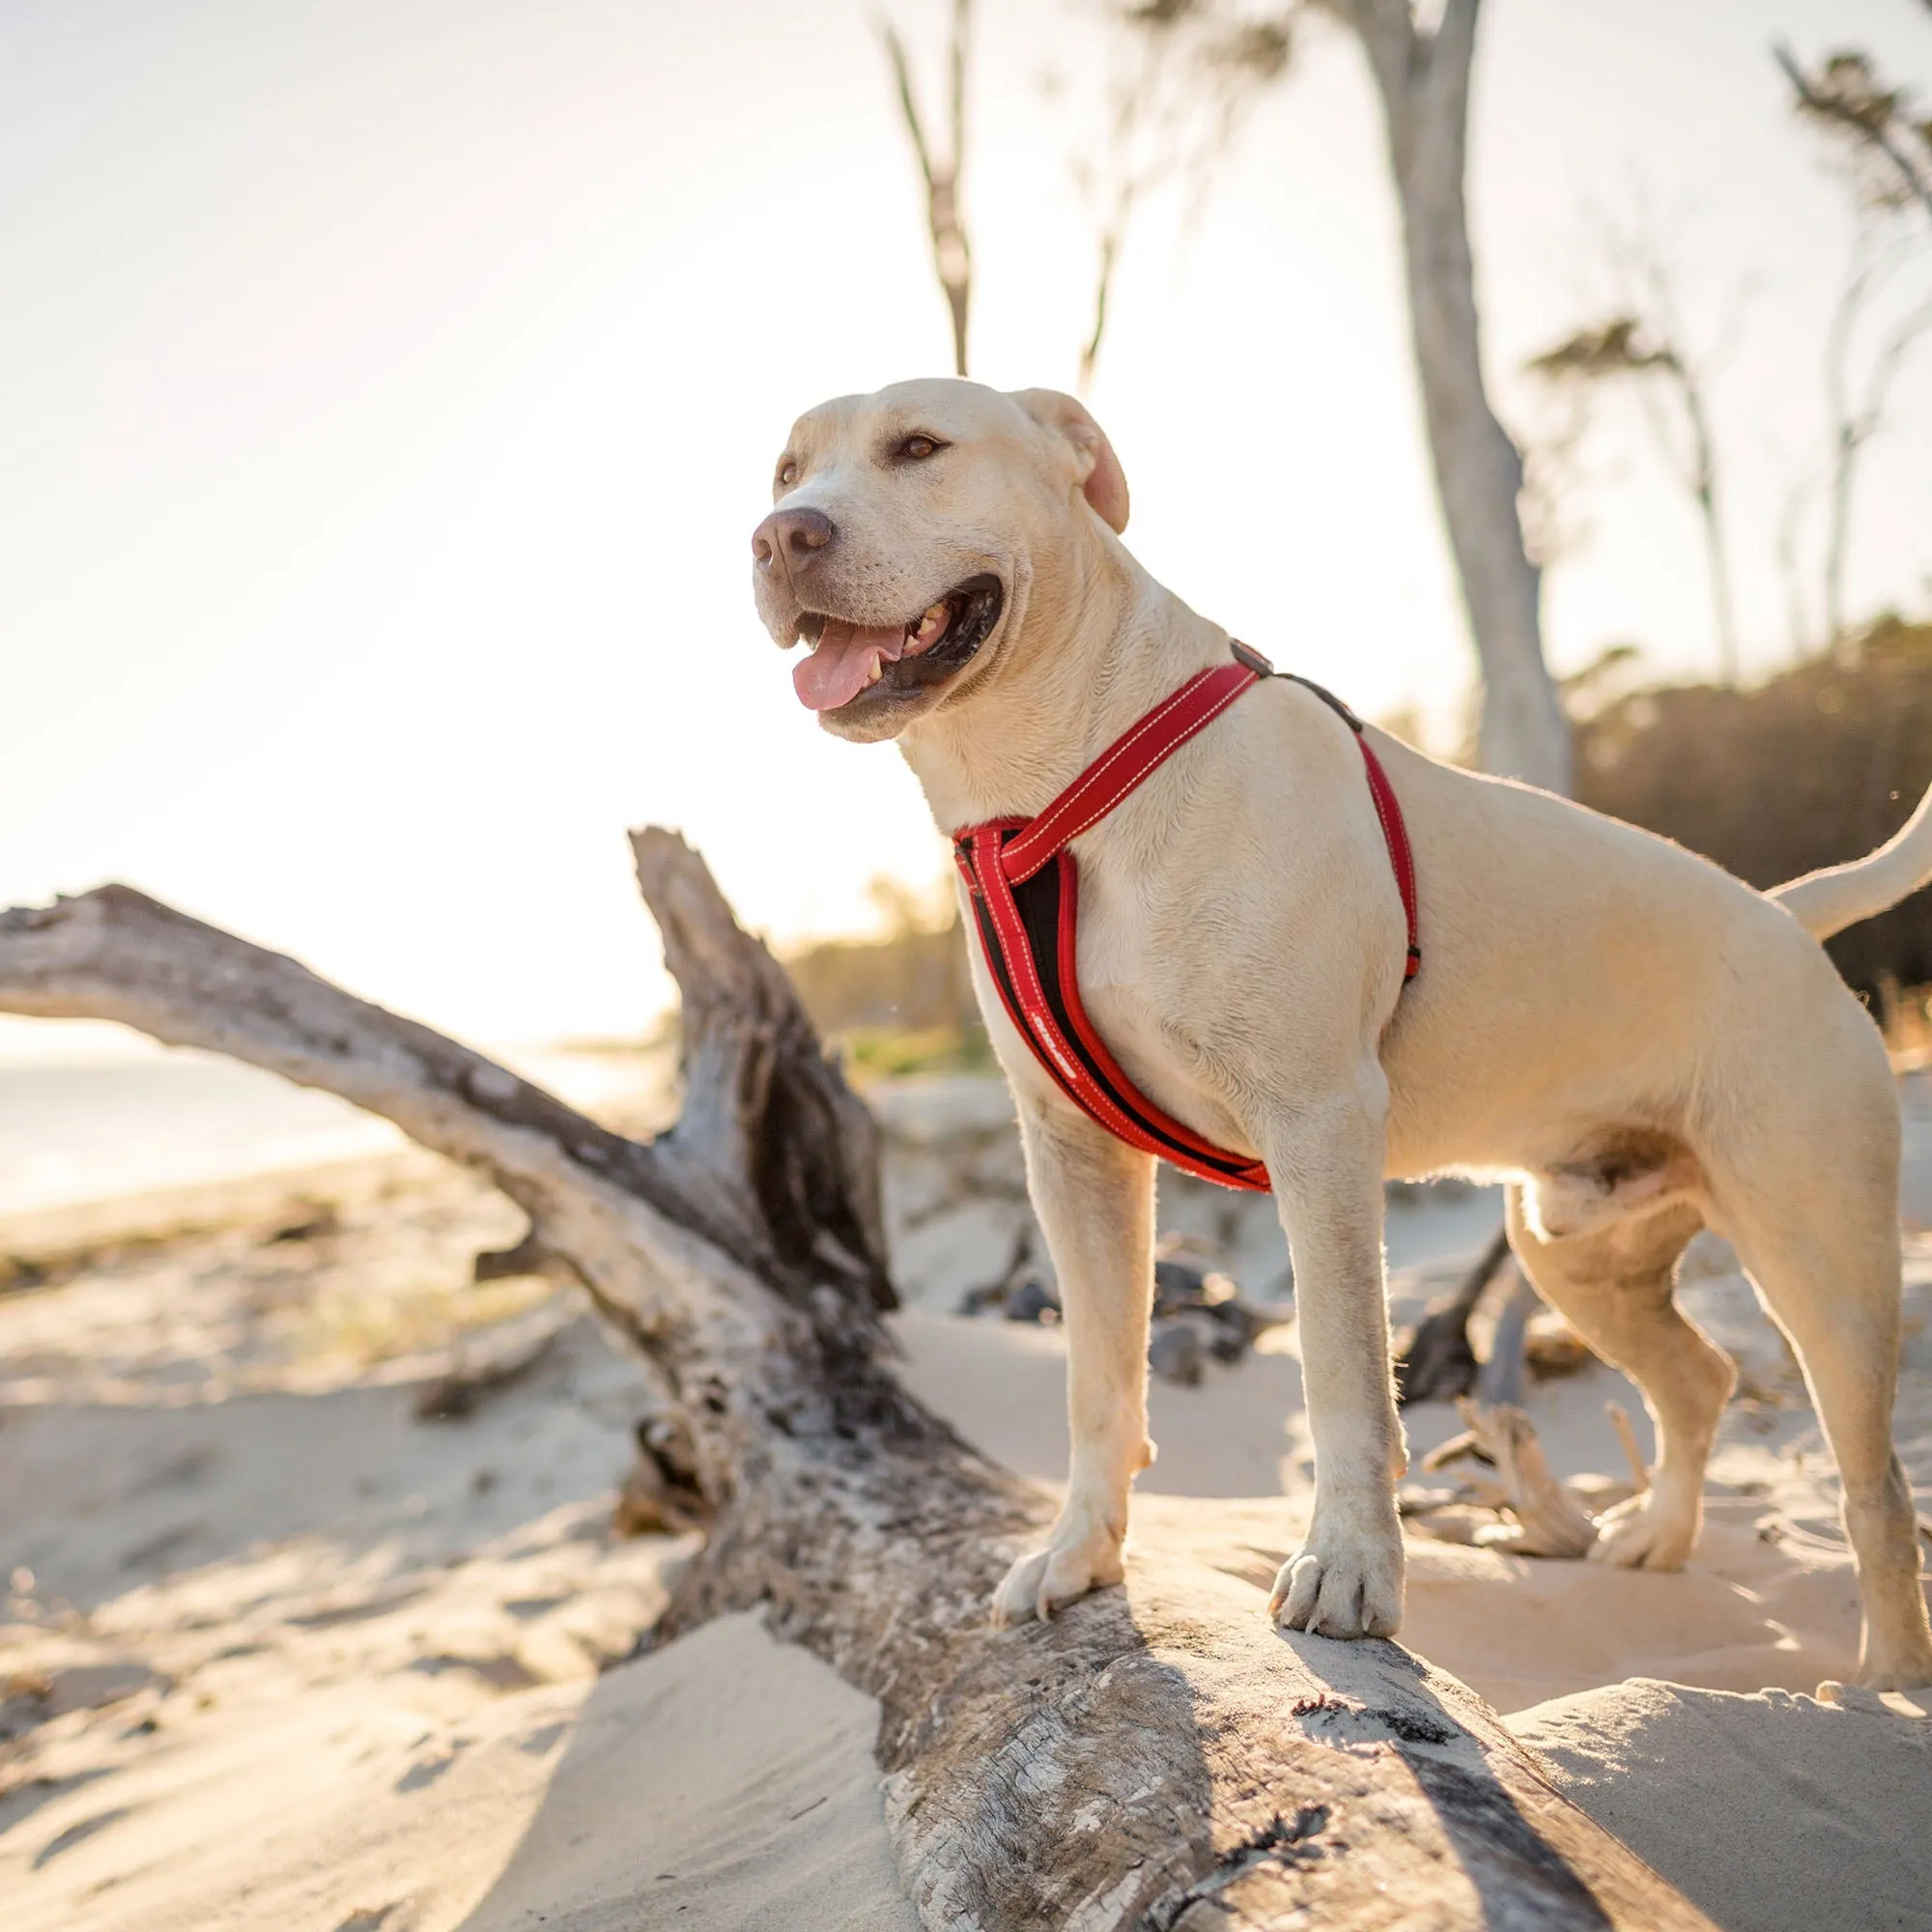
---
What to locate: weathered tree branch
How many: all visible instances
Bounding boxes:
[0,846,1716,1928]
[1428,1400,1601,1559]
[1393,1224,1511,1406]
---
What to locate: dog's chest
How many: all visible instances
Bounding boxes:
[1068,849,1259,1157]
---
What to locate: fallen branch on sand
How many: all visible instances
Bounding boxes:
[1410,1400,1651,1559]
[0,842,1716,1929]
[1425,1400,1601,1558]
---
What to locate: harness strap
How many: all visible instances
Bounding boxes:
[1236,642,1422,981]
[953,640,1420,1193]
[998,662,1261,885]
[959,821,1273,1188]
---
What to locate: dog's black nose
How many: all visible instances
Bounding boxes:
[752,505,835,568]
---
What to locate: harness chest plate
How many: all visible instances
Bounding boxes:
[951,644,1419,1194]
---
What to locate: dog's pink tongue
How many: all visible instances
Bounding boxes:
[792,621,905,711]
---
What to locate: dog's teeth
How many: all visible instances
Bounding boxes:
[905,600,950,655]
[867,661,883,686]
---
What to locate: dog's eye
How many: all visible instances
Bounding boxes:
[777,458,799,489]
[897,434,944,463]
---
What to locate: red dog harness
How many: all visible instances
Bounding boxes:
[952,640,1419,1194]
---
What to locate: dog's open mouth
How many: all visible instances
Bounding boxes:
[790,575,1005,714]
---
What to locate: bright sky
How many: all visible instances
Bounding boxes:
[2,0,1927,1057]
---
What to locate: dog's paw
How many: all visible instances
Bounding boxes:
[1853,1653,1932,1696]
[1839,1648,1932,1699]
[1267,1504,1405,1640]
[1585,1493,1692,1571]
[1819,1674,1932,1711]
[990,1510,1125,1629]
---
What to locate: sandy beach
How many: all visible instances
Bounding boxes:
[10,0,1931,1918]
[3,1065,1930,1930]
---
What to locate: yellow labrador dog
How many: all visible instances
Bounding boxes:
[750,377,1932,1690]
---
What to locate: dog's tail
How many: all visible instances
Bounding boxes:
[1771,779,1932,940]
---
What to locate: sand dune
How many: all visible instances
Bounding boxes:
[1512,1678,1932,1932]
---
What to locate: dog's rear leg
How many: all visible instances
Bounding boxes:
[990,1088,1156,1628]
[1712,1128,1932,1690]
[1264,1072,1408,1640]
[1505,1187,1725,1571]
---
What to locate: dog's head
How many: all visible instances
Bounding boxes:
[751,380,1129,742]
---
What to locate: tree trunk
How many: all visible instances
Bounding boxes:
[881,0,974,378]
[1333,0,1573,794]
[0,848,1714,1929]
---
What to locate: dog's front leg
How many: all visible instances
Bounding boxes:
[1263,1080,1407,1640]
[991,1089,1156,1627]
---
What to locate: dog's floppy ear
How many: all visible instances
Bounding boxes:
[1013,389,1130,534]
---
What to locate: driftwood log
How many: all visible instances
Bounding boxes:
[1392,1225,1512,1406]
[0,838,1717,1930]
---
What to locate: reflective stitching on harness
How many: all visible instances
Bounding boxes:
[980,855,1085,1092]
[1001,665,1255,883]
[954,643,1420,1192]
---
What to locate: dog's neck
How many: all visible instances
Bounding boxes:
[897,528,1229,834]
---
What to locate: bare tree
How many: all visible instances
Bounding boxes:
[1820,221,1932,646]
[1527,33,1932,673]
[1072,5,1292,392]
[1525,234,1747,688]
[1317,0,1572,793]
[0,858,1719,1931]
[1511,363,1596,578]
[881,0,975,376]
[1776,33,1932,650]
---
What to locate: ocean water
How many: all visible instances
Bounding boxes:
[0,1056,405,1217]
[0,1046,667,1219]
